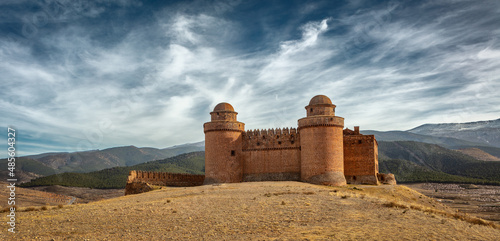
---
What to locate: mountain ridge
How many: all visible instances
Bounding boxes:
[407,118,500,148]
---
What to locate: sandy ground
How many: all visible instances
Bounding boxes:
[0,182,123,207]
[1,181,499,240]
[404,183,500,224]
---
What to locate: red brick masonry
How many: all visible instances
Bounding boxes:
[203,95,396,186]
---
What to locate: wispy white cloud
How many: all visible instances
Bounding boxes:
[1,0,499,157]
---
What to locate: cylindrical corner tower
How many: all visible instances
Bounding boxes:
[298,95,346,186]
[203,102,245,184]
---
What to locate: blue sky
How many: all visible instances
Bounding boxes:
[1,0,500,157]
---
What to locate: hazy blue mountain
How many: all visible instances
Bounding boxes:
[360,130,487,149]
[407,118,500,148]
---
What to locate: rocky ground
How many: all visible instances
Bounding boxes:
[1,181,499,240]
[404,183,500,224]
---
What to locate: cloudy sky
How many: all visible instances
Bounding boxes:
[1,0,500,157]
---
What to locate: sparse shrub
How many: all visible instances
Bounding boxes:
[341,195,349,199]
[281,201,286,205]
[383,201,407,209]
[167,199,171,203]
[24,207,37,212]
[41,206,48,211]
[58,204,64,209]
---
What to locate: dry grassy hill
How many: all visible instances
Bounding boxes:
[1,182,499,240]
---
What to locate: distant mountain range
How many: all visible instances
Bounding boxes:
[21,152,205,189]
[407,118,500,148]
[0,142,205,182]
[9,118,500,186]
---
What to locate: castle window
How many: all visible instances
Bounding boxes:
[291,141,295,144]
[358,140,362,144]
[263,136,266,139]
[276,135,279,139]
[231,150,235,156]
[278,141,282,145]
[310,108,313,112]
[256,142,260,146]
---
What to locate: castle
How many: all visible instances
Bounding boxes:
[126,95,394,195]
[204,95,395,186]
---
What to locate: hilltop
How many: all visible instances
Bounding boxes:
[2,182,499,240]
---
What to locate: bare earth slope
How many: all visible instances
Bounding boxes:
[2,182,499,240]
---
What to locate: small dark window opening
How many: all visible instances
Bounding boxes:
[291,141,295,144]
[263,136,266,139]
[310,108,313,112]
[353,176,357,181]
[330,118,333,121]
[358,140,362,144]
[276,135,279,139]
[256,142,260,146]
[231,150,235,156]
[217,112,219,115]
[278,141,282,145]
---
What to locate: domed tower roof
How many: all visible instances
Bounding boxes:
[213,102,234,112]
[305,95,336,117]
[210,102,238,122]
[309,95,333,106]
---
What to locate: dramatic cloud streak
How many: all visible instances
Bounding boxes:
[1,0,499,157]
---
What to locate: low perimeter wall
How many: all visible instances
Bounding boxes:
[127,170,205,187]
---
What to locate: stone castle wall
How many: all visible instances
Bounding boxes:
[127,170,205,187]
[241,128,301,181]
[343,133,379,184]
[204,130,244,184]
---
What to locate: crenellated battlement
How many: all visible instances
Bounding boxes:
[242,127,300,151]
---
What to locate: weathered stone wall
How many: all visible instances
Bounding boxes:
[343,133,379,184]
[241,127,301,181]
[242,148,301,181]
[127,170,205,187]
[298,115,346,186]
[204,130,243,184]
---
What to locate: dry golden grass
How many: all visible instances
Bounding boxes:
[1,182,499,240]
